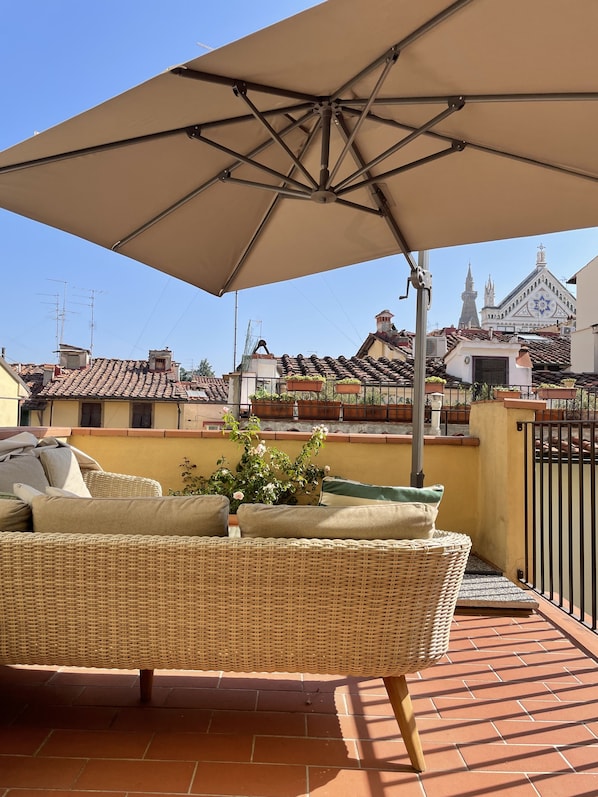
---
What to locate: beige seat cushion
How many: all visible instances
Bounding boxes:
[236,502,437,540]
[0,493,32,532]
[31,494,230,536]
[38,447,92,497]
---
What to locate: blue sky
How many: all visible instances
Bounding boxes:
[1,1,597,378]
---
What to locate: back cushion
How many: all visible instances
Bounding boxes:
[0,454,50,493]
[237,502,437,540]
[320,477,444,506]
[0,493,32,532]
[38,447,92,497]
[31,494,230,536]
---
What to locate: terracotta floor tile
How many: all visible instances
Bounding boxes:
[433,696,526,722]
[73,684,170,707]
[529,771,598,797]
[10,705,117,730]
[548,681,598,702]
[190,761,307,797]
[0,728,49,755]
[147,730,253,762]
[494,718,598,746]
[308,767,425,796]
[164,686,257,710]
[520,699,598,723]
[466,678,558,700]
[38,728,152,758]
[74,759,195,792]
[257,688,342,714]
[253,735,357,768]
[111,706,211,732]
[208,708,306,736]
[420,771,539,797]
[558,743,598,773]
[356,739,465,772]
[0,757,84,789]
[3,791,125,797]
[417,716,502,744]
[459,742,572,772]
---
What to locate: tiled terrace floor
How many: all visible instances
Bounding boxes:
[2,600,598,797]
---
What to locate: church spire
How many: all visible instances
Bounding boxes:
[484,275,495,307]
[536,243,547,268]
[458,263,480,328]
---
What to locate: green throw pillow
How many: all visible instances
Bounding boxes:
[319,477,444,506]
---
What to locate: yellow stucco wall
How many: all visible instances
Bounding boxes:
[67,429,480,541]
[42,399,181,429]
[0,369,22,426]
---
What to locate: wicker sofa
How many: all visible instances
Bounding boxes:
[0,506,469,771]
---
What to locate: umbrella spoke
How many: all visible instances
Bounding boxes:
[219,173,311,198]
[334,98,464,193]
[337,143,465,198]
[187,125,314,194]
[327,48,399,189]
[232,84,318,189]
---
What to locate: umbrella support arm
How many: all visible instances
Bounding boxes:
[409,253,431,488]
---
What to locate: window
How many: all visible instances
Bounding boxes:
[81,402,102,427]
[153,358,167,372]
[473,356,508,386]
[132,403,152,429]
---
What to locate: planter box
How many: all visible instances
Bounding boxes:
[251,400,294,419]
[387,404,413,422]
[537,387,577,400]
[442,407,471,424]
[335,383,361,395]
[286,379,324,392]
[535,409,565,421]
[297,400,340,421]
[494,390,521,401]
[342,404,387,421]
[425,382,445,394]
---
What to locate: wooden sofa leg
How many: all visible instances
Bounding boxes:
[383,675,426,772]
[139,669,154,703]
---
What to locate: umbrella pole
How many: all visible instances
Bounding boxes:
[410,251,431,488]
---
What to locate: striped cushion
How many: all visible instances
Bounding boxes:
[320,477,444,506]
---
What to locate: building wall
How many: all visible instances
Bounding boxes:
[570,255,598,373]
[0,369,22,426]
[41,399,181,429]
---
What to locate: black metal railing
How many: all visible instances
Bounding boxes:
[520,419,598,632]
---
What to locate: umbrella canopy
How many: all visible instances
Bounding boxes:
[1,0,597,486]
[0,0,597,295]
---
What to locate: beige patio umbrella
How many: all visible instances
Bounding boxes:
[1,0,597,484]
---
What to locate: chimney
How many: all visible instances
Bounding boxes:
[376,309,394,334]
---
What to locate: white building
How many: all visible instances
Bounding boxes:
[568,255,598,374]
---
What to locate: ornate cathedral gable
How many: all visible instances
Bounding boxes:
[481,245,576,332]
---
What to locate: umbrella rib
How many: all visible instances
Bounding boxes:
[327,49,400,189]
[219,118,322,295]
[0,128,187,175]
[219,174,311,199]
[336,144,465,198]
[334,99,464,193]
[233,84,318,189]
[335,114,417,272]
[170,65,316,103]
[332,0,474,98]
[113,110,317,251]
[187,126,313,194]
[343,91,598,108]
[466,141,598,183]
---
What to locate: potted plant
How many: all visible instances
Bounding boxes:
[250,389,295,419]
[493,386,522,400]
[442,402,471,424]
[536,382,577,400]
[172,410,328,515]
[334,377,362,396]
[285,374,325,393]
[424,376,447,394]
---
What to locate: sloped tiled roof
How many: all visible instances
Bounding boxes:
[183,376,229,403]
[278,352,454,385]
